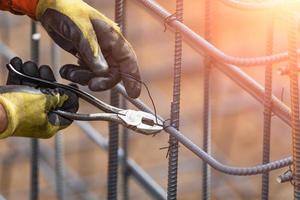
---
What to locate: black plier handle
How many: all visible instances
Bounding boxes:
[7,64,163,135]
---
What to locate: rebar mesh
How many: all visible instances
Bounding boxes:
[1,0,300,200]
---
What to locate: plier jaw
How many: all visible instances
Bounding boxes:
[118,110,163,135]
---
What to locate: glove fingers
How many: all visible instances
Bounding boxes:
[88,69,121,91]
[7,57,23,85]
[92,19,141,98]
[60,64,94,85]
[22,61,40,87]
[40,9,108,74]
[39,65,56,82]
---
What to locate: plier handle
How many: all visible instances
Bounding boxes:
[7,64,163,135]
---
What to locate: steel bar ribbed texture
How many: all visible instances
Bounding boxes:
[116,84,292,175]
[134,0,300,66]
[202,1,212,199]
[107,1,125,199]
[107,91,120,200]
[30,21,39,200]
[120,2,129,199]
[261,15,274,200]
[121,98,130,200]
[76,121,167,200]
[51,42,65,200]
[277,170,293,183]
[167,0,183,199]
[55,133,65,200]
[288,11,300,199]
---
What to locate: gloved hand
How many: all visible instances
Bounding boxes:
[0,57,79,139]
[36,0,142,98]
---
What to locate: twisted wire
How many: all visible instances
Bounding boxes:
[167,0,183,199]
[288,11,300,199]
[261,14,274,200]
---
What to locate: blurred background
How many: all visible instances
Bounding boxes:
[0,0,298,199]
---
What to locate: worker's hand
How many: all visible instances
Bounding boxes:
[0,57,79,139]
[36,0,141,98]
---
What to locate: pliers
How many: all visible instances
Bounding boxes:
[7,64,163,135]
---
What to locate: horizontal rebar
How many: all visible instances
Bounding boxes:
[134,0,300,66]
[116,84,292,176]
[277,170,293,183]
[218,0,298,11]
[216,63,291,126]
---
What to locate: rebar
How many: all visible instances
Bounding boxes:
[167,0,183,199]
[51,41,65,200]
[108,88,120,200]
[288,11,300,199]
[120,2,130,199]
[261,14,274,200]
[107,1,125,199]
[116,84,293,175]
[121,98,130,200]
[218,0,297,11]
[55,133,65,200]
[134,0,300,66]
[76,121,167,200]
[202,0,213,199]
[277,170,293,183]
[30,21,40,200]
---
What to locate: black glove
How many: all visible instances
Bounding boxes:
[7,57,79,128]
[36,0,142,98]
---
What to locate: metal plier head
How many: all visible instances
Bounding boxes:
[118,110,163,135]
[7,63,164,135]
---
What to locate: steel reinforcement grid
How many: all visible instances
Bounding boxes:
[1,0,300,200]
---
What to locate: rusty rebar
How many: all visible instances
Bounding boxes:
[261,14,274,200]
[288,10,300,199]
[107,1,125,199]
[167,0,183,199]
[134,0,300,66]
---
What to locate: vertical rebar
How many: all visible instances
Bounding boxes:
[120,2,130,199]
[108,90,119,200]
[122,99,130,200]
[107,1,125,199]
[202,1,212,199]
[30,21,40,200]
[288,10,300,199]
[54,133,65,200]
[167,0,183,199]
[51,42,65,200]
[261,14,274,200]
